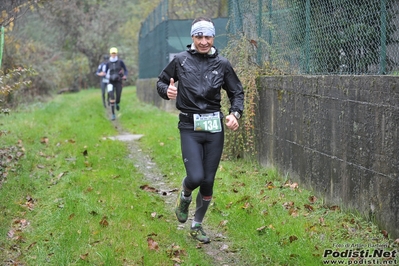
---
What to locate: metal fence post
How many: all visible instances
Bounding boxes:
[305,0,311,74]
[379,0,387,74]
[257,0,263,65]
[268,0,272,46]
[0,26,4,69]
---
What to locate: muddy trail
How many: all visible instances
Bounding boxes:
[109,114,242,266]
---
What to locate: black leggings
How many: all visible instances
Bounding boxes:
[108,81,123,104]
[100,81,108,105]
[180,128,224,197]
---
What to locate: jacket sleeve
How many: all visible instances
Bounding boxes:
[223,60,245,116]
[122,61,128,77]
[96,64,102,75]
[157,58,179,100]
[104,62,110,80]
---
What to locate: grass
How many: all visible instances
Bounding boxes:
[0,87,397,266]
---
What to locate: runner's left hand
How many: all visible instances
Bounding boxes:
[226,115,239,131]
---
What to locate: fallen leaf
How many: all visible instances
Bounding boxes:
[283,201,294,209]
[167,243,186,261]
[289,235,298,243]
[80,253,89,260]
[309,195,317,203]
[218,220,228,227]
[381,230,389,239]
[241,202,251,209]
[250,39,257,48]
[147,237,159,251]
[40,137,49,144]
[16,219,30,228]
[304,204,314,211]
[83,150,88,157]
[260,195,269,202]
[268,224,275,229]
[90,240,101,245]
[14,235,24,242]
[57,172,66,179]
[283,180,299,190]
[290,182,299,190]
[171,257,183,263]
[7,230,15,238]
[266,181,275,190]
[226,202,233,208]
[288,207,299,217]
[99,216,109,227]
[27,242,37,250]
[330,206,340,211]
[140,184,159,193]
[256,225,266,232]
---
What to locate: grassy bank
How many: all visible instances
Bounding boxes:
[0,87,396,265]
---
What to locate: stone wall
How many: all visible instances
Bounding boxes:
[136,78,176,112]
[256,75,399,239]
[137,75,399,238]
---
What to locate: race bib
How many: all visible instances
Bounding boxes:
[193,112,222,133]
[107,84,113,92]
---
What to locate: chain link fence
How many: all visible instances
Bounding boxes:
[139,0,399,77]
[138,0,228,79]
[227,0,399,75]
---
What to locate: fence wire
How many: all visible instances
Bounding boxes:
[227,0,399,75]
[139,0,228,79]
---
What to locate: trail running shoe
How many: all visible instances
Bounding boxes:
[111,114,116,120]
[175,191,191,223]
[190,223,210,243]
[116,104,120,111]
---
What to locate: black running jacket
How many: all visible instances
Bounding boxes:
[157,45,244,116]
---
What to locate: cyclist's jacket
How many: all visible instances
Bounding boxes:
[157,44,244,116]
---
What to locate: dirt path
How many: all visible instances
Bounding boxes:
[109,116,242,266]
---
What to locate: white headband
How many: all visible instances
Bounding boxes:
[190,21,215,37]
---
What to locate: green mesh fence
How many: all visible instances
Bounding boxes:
[138,0,228,79]
[227,0,399,75]
[0,26,4,68]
